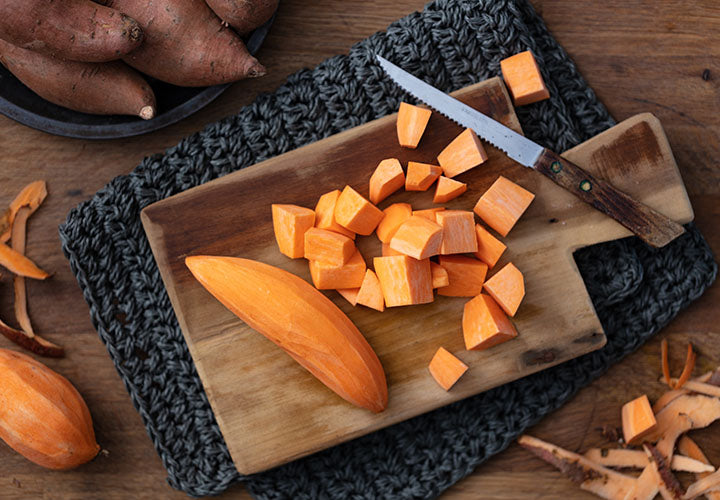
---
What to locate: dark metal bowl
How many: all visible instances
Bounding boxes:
[0,13,275,140]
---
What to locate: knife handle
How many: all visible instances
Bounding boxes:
[534,149,685,248]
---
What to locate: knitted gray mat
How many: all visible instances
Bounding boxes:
[59,0,717,498]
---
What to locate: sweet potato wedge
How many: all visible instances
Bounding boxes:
[369,159,405,205]
[396,102,431,149]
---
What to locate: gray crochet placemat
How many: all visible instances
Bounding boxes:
[59,0,717,498]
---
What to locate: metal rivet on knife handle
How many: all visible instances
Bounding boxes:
[579,180,592,192]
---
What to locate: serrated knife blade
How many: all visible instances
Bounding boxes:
[376,54,685,248]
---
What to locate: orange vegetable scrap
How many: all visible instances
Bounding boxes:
[376,203,412,243]
[271,204,316,259]
[334,185,385,235]
[413,207,445,221]
[356,269,385,312]
[430,262,449,288]
[0,243,50,280]
[463,293,517,351]
[303,227,355,266]
[474,224,506,269]
[369,158,405,205]
[428,347,468,391]
[435,210,478,255]
[473,176,535,237]
[396,102,431,149]
[405,162,442,191]
[0,180,47,243]
[373,255,433,307]
[433,176,467,204]
[483,262,524,316]
[337,288,359,306]
[621,395,657,445]
[314,190,356,239]
[381,243,403,257]
[309,250,366,289]
[389,215,443,260]
[500,50,550,106]
[436,255,487,297]
[437,128,488,178]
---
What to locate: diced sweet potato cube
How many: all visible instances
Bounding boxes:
[314,190,355,239]
[433,176,467,204]
[272,204,316,259]
[500,50,550,106]
[430,262,449,288]
[334,185,385,235]
[437,129,488,178]
[473,176,535,237]
[483,262,524,316]
[435,210,478,255]
[474,224,506,269]
[303,227,355,266]
[309,250,366,289]
[376,203,412,243]
[428,347,468,391]
[463,294,518,351]
[373,255,433,307]
[369,158,405,205]
[405,162,442,191]
[397,102,431,149]
[413,207,445,221]
[621,395,657,445]
[436,255,487,297]
[381,243,403,256]
[389,215,443,260]
[337,287,359,306]
[356,269,385,312]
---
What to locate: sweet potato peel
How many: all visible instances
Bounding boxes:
[644,443,684,500]
[675,343,696,390]
[12,207,35,334]
[0,317,64,358]
[0,180,47,243]
[661,338,671,386]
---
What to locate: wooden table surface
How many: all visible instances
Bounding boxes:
[0,1,717,498]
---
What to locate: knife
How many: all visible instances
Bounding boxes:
[376,55,685,248]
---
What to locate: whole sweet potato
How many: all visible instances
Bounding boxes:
[0,0,143,62]
[0,38,156,119]
[99,0,266,87]
[205,0,278,35]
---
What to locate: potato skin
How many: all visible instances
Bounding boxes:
[205,0,278,35]
[0,0,143,62]
[0,38,156,119]
[100,0,266,87]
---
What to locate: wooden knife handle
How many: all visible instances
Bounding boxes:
[534,149,685,248]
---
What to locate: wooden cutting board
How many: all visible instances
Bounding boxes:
[141,77,693,475]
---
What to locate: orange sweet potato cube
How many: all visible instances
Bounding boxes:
[433,176,467,204]
[376,203,412,243]
[369,158,405,205]
[373,255,433,307]
[621,395,657,445]
[303,227,355,266]
[381,243,403,256]
[337,287,359,306]
[413,207,445,221]
[334,185,385,235]
[430,262,449,288]
[474,224,506,269]
[271,204,316,259]
[309,250,366,289]
[436,255,487,297]
[428,347,468,391]
[437,128,488,178]
[356,269,385,312]
[435,210,478,255]
[473,176,535,237]
[463,294,518,351]
[500,50,550,106]
[389,215,443,260]
[397,102,432,149]
[314,190,355,239]
[405,162,442,191]
[483,262,524,317]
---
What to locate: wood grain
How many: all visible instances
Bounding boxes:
[143,73,691,474]
[0,0,717,498]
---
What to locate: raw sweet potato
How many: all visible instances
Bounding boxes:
[0,180,47,244]
[474,176,535,237]
[0,39,156,119]
[186,256,387,412]
[375,203,412,244]
[271,204,315,259]
[622,394,657,445]
[463,294,517,351]
[99,0,266,86]
[389,216,443,260]
[483,262,524,317]
[428,347,467,391]
[500,50,550,106]
[413,207,445,221]
[0,0,143,62]
[433,177,467,204]
[436,255,487,297]
[396,102,431,149]
[309,250,366,290]
[205,0,278,35]
[314,190,355,239]
[437,129,488,178]
[356,270,384,312]
[334,185,384,236]
[430,262,449,288]
[435,210,477,255]
[373,255,433,307]
[369,159,405,205]
[303,227,354,266]
[405,162,442,191]
[474,224,506,269]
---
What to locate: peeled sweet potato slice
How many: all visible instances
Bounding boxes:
[463,293,517,351]
[500,50,550,106]
[314,190,355,239]
[428,347,468,391]
[430,262,449,288]
[186,256,387,412]
[376,203,412,244]
[369,158,405,205]
[396,102,431,149]
[621,394,657,445]
[373,255,433,307]
[356,270,384,312]
[483,262,524,317]
[435,210,478,255]
[474,224,506,269]
[309,250,366,290]
[436,255,487,297]
[405,162,442,191]
[272,204,315,259]
[389,216,443,260]
[303,227,354,266]
[473,176,535,237]
[433,177,467,204]
[334,185,384,236]
[437,128,488,178]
